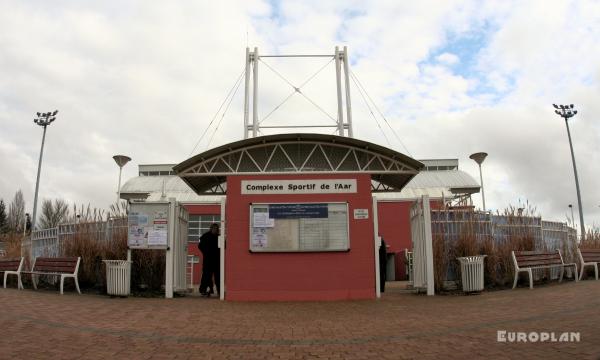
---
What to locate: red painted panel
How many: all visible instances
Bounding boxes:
[225,174,375,301]
[377,201,412,254]
[376,199,442,280]
[184,204,221,215]
[187,244,202,285]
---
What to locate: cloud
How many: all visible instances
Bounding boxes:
[436,53,460,66]
[1,0,599,229]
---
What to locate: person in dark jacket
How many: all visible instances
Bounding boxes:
[379,238,387,293]
[198,223,220,297]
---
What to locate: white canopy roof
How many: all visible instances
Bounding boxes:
[120,169,479,203]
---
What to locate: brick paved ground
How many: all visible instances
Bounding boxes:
[0,280,598,359]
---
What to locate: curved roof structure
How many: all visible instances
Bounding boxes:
[120,168,479,202]
[119,175,222,202]
[173,133,424,194]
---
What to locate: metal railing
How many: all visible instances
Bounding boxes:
[430,209,577,283]
[24,218,127,263]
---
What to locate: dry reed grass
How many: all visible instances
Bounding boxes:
[60,219,166,292]
[582,228,600,249]
[1,232,24,258]
[432,204,539,291]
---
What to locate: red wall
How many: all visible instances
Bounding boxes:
[225,174,375,301]
[376,199,443,280]
[184,204,221,285]
[377,201,412,254]
[377,201,412,280]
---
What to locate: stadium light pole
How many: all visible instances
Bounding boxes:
[113,155,132,204]
[469,152,488,211]
[554,104,585,239]
[31,110,58,230]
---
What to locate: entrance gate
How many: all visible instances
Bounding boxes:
[410,195,435,295]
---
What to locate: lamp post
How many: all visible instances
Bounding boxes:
[23,213,29,236]
[31,110,58,230]
[554,104,585,239]
[469,152,488,211]
[113,155,131,204]
[568,204,575,227]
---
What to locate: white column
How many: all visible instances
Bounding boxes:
[165,198,176,299]
[334,46,344,136]
[372,196,381,298]
[252,47,259,137]
[422,195,435,296]
[243,47,251,139]
[219,196,226,300]
[342,46,353,138]
[116,166,123,204]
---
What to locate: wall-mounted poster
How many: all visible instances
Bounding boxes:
[249,203,349,252]
[127,204,170,249]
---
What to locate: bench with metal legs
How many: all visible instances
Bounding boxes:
[22,257,81,295]
[578,248,600,281]
[512,250,578,289]
[1,257,24,290]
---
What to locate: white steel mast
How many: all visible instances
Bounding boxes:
[242,47,354,138]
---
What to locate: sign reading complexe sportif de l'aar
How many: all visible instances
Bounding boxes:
[242,179,357,194]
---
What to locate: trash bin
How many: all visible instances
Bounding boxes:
[457,255,487,292]
[103,260,131,296]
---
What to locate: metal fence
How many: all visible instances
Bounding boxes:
[430,209,577,283]
[431,210,575,252]
[23,218,128,263]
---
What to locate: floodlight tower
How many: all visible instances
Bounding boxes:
[242,46,354,138]
[31,110,58,230]
[554,103,585,239]
[469,152,488,211]
[113,155,132,204]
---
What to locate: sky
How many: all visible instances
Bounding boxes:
[1,0,600,229]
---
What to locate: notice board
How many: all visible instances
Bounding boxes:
[128,202,170,249]
[250,203,349,252]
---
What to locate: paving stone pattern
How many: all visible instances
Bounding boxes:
[0,281,599,359]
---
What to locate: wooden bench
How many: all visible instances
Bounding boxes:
[511,250,578,289]
[1,257,24,289]
[578,248,600,280]
[22,257,81,295]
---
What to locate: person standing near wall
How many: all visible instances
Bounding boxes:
[379,238,387,293]
[198,223,220,297]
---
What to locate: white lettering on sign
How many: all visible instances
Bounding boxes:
[242,179,357,194]
[353,209,369,219]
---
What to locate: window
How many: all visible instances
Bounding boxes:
[188,214,220,243]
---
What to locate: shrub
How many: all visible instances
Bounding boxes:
[60,220,166,293]
[432,204,542,291]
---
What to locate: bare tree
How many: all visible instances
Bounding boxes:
[0,199,7,233]
[7,190,25,233]
[38,199,70,229]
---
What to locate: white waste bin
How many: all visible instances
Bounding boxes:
[457,255,487,292]
[103,260,131,296]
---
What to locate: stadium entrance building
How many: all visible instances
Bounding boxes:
[173,133,422,301]
[121,137,480,301]
[119,47,481,300]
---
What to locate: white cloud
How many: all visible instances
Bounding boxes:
[1,0,600,229]
[436,53,460,65]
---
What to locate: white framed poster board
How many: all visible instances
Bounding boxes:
[249,202,349,252]
[128,202,170,249]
